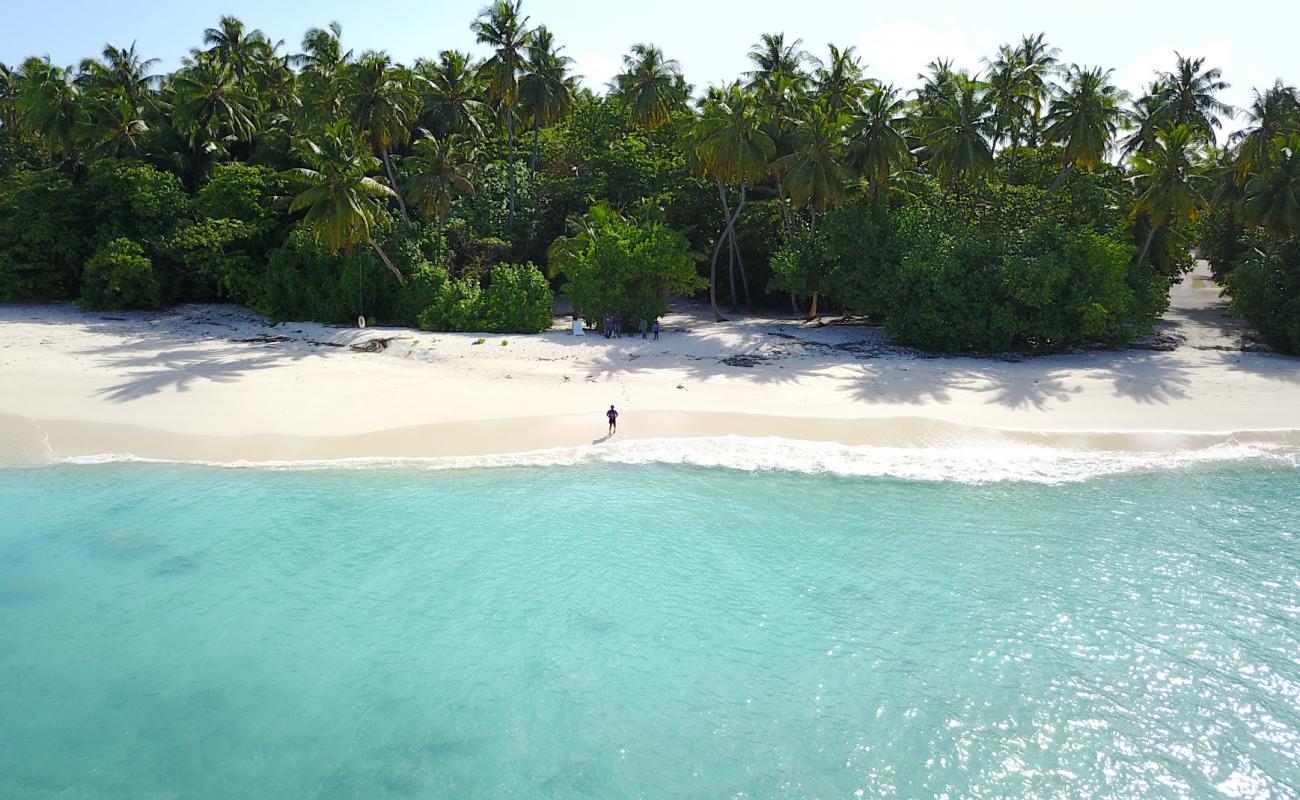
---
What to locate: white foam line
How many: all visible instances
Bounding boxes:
[50,436,1300,485]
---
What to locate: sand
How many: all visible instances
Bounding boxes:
[0,262,1297,464]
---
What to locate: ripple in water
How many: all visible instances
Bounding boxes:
[0,461,1296,798]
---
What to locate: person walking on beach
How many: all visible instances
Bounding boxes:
[652,320,660,340]
[607,405,619,435]
[638,318,648,339]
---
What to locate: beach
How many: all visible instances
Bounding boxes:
[1,262,1297,465]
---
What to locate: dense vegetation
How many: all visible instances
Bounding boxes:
[0,4,1295,350]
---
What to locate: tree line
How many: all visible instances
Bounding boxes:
[0,2,1296,351]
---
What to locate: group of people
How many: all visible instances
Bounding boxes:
[600,314,660,340]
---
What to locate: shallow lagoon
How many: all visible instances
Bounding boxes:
[1,460,1297,798]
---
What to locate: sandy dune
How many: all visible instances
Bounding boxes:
[0,263,1296,463]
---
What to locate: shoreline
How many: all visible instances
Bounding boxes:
[5,411,1299,468]
[2,265,1298,469]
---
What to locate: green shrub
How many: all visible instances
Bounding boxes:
[1226,237,1300,354]
[80,238,162,310]
[482,262,554,333]
[418,276,484,332]
[0,168,88,301]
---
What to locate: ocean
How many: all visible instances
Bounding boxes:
[1,452,1297,798]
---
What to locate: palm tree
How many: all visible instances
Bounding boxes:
[414,51,486,140]
[811,44,865,114]
[775,104,852,317]
[1130,124,1209,270]
[285,121,403,303]
[847,83,912,202]
[78,42,159,112]
[344,51,416,221]
[170,58,258,147]
[79,92,149,159]
[16,57,82,160]
[519,26,574,175]
[202,16,272,83]
[472,0,532,228]
[295,22,350,123]
[1122,80,1169,157]
[745,33,808,93]
[0,62,19,131]
[610,43,686,148]
[1231,81,1300,183]
[1157,53,1232,145]
[1242,134,1300,236]
[1014,33,1059,146]
[1042,65,1124,193]
[922,74,995,189]
[981,44,1031,149]
[404,131,482,244]
[689,86,775,319]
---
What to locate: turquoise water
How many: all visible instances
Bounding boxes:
[1,460,1297,799]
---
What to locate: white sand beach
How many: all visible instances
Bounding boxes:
[1,262,1297,464]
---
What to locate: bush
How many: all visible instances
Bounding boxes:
[482,262,554,332]
[0,168,88,301]
[1226,237,1300,354]
[80,238,162,310]
[418,276,484,332]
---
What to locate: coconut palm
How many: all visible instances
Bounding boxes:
[1130,124,1210,270]
[745,33,807,93]
[285,121,403,292]
[202,16,273,83]
[1242,134,1300,236]
[610,43,686,146]
[1042,65,1124,192]
[0,62,19,130]
[79,93,149,159]
[810,44,865,113]
[78,42,160,111]
[981,44,1031,149]
[847,84,912,202]
[472,0,533,228]
[775,104,852,317]
[16,57,82,159]
[295,22,350,122]
[1122,80,1169,158]
[922,74,995,188]
[1231,81,1300,182]
[1157,53,1232,145]
[689,86,775,319]
[1014,33,1059,146]
[343,51,416,221]
[404,131,481,240]
[414,50,486,140]
[519,26,574,175]
[170,58,258,147]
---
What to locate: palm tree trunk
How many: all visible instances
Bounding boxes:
[1046,162,1073,195]
[719,186,737,308]
[507,108,517,228]
[734,187,751,310]
[807,209,820,320]
[382,149,410,224]
[530,118,540,180]
[1135,225,1158,271]
[808,292,820,320]
[708,228,728,322]
[371,241,404,283]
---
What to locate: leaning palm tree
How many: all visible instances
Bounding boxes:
[847,84,912,202]
[1042,65,1124,193]
[1130,124,1210,270]
[922,74,996,189]
[472,0,532,228]
[1242,134,1300,236]
[285,121,403,297]
[519,25,574,175]
[610,43,686,148]
[343,51,416,221]
[689,86,775,320]
[404,131,481,243]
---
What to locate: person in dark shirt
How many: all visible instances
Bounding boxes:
[606,405,619,435]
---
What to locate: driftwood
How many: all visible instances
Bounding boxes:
[349,337,396,353]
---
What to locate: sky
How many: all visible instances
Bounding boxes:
[3,0,1297,135]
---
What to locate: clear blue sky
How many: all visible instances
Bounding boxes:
[4,0,1295,134]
